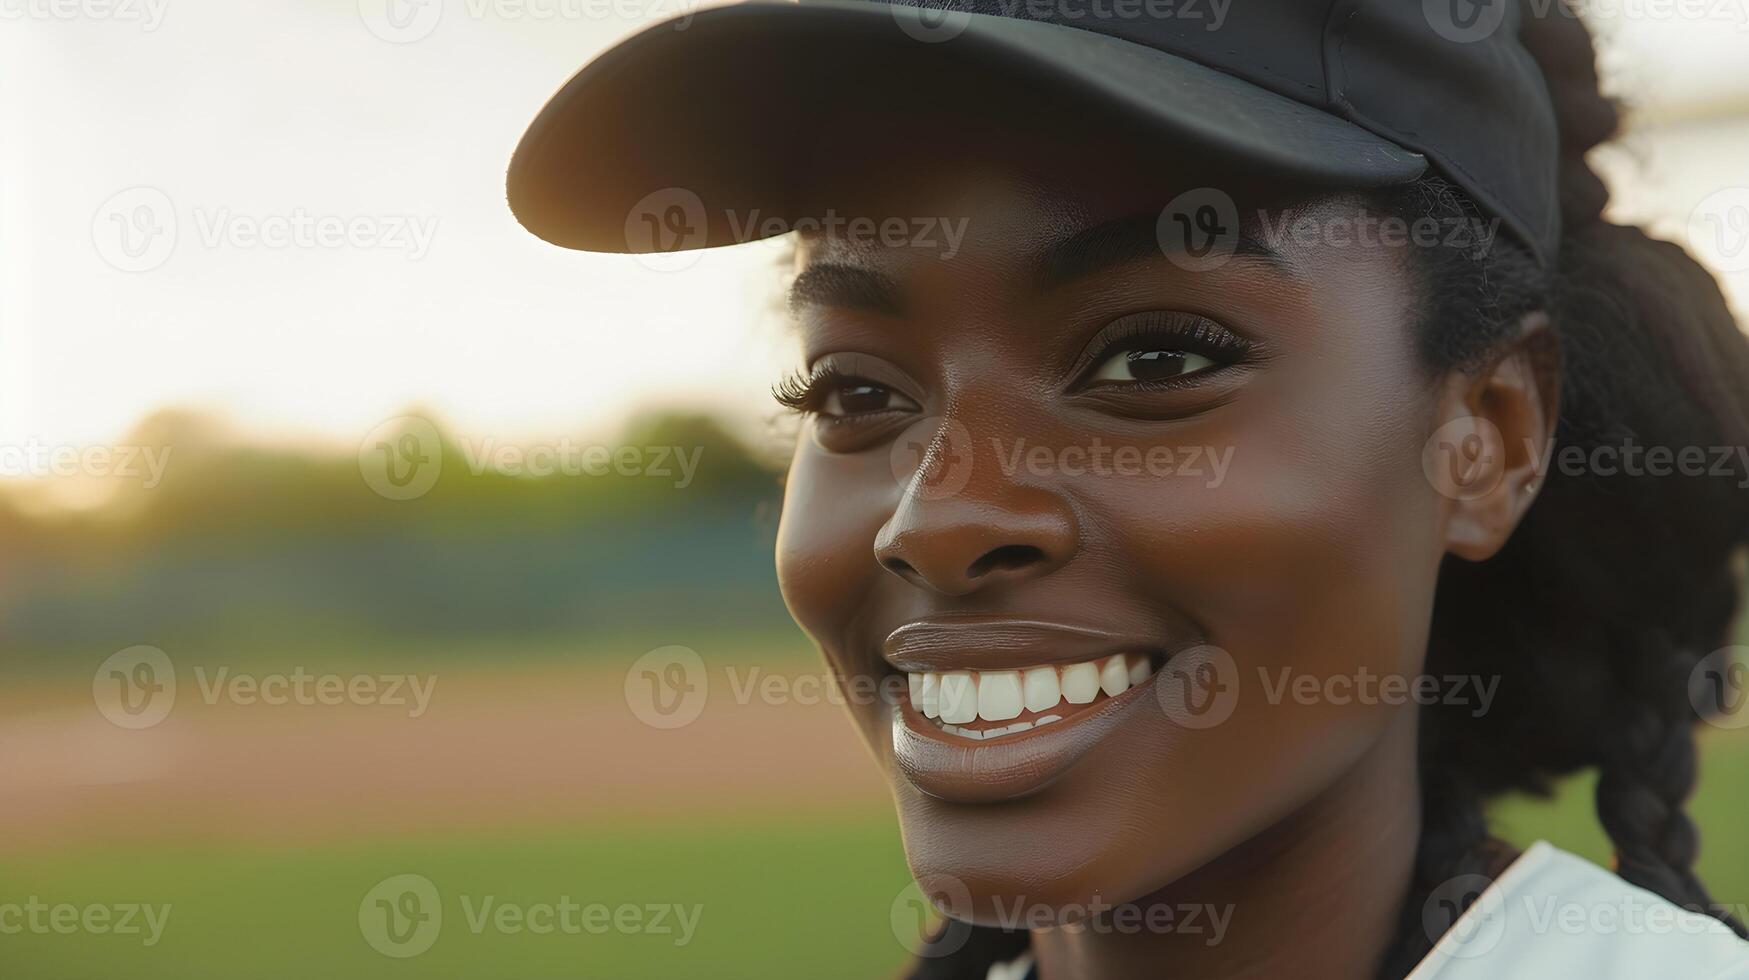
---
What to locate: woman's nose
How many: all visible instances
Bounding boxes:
[872,474,1078,597]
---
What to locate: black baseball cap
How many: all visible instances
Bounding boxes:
[507,0,1559,265]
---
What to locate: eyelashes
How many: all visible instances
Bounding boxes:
[773,312,1258,417]
[773,368,920,420]
[1079,312,1253,375]
[772,371,817,413]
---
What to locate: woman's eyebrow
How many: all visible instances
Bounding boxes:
[788,262,905,317]
[1036,211,1287,289]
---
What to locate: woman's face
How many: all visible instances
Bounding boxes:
[773,137,1458,921]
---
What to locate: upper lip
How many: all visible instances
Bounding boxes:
[882,615,1164,673]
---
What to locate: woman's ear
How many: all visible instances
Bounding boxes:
[1431,311,1561,562]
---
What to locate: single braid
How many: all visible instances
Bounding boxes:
[1594,633,1717,920]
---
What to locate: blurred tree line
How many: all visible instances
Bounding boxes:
[0,409,795,673]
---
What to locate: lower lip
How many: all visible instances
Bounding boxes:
[890,669,1162,804]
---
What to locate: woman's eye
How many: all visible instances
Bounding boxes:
[1089,348,1217,384]
[821,380,918,418]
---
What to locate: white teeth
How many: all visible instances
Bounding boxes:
[1022,666,1060,713]
[1060,662,1100,704]
[939,719,1038,740]
[906,654,1160,736]
[977,670,1023,722]
[918,673,940,718]
[938,671,979,724]
[1100,656,1131,697]
[1128,654,1150,686]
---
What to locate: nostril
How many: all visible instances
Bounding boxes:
[967,544,1047,580]
[881,557,917,579]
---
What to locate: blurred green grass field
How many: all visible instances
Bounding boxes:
[0,815,917,980]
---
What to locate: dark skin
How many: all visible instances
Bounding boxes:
[773,130,1557,979]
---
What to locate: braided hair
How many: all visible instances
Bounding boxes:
[906,4,1749,978]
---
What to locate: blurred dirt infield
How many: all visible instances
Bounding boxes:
[0,660,888,854]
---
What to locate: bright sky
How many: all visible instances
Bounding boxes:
[2,1,1746,452]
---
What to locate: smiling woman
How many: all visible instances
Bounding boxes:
[505,0,1749,978]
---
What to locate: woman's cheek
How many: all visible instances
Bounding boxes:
[774,439,894,656]
[1105,414,1441,715]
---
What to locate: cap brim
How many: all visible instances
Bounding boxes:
[508,0,1428,253]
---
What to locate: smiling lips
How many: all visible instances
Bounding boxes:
[882,617,1178,802]
[907,654,1160,740]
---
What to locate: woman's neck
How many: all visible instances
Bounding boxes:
[1028,708,1422,980]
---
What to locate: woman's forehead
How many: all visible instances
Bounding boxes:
[789,176,1385,298]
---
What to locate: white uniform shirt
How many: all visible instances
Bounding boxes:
[986,841,1749,979]
[1407,840,1749,979]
